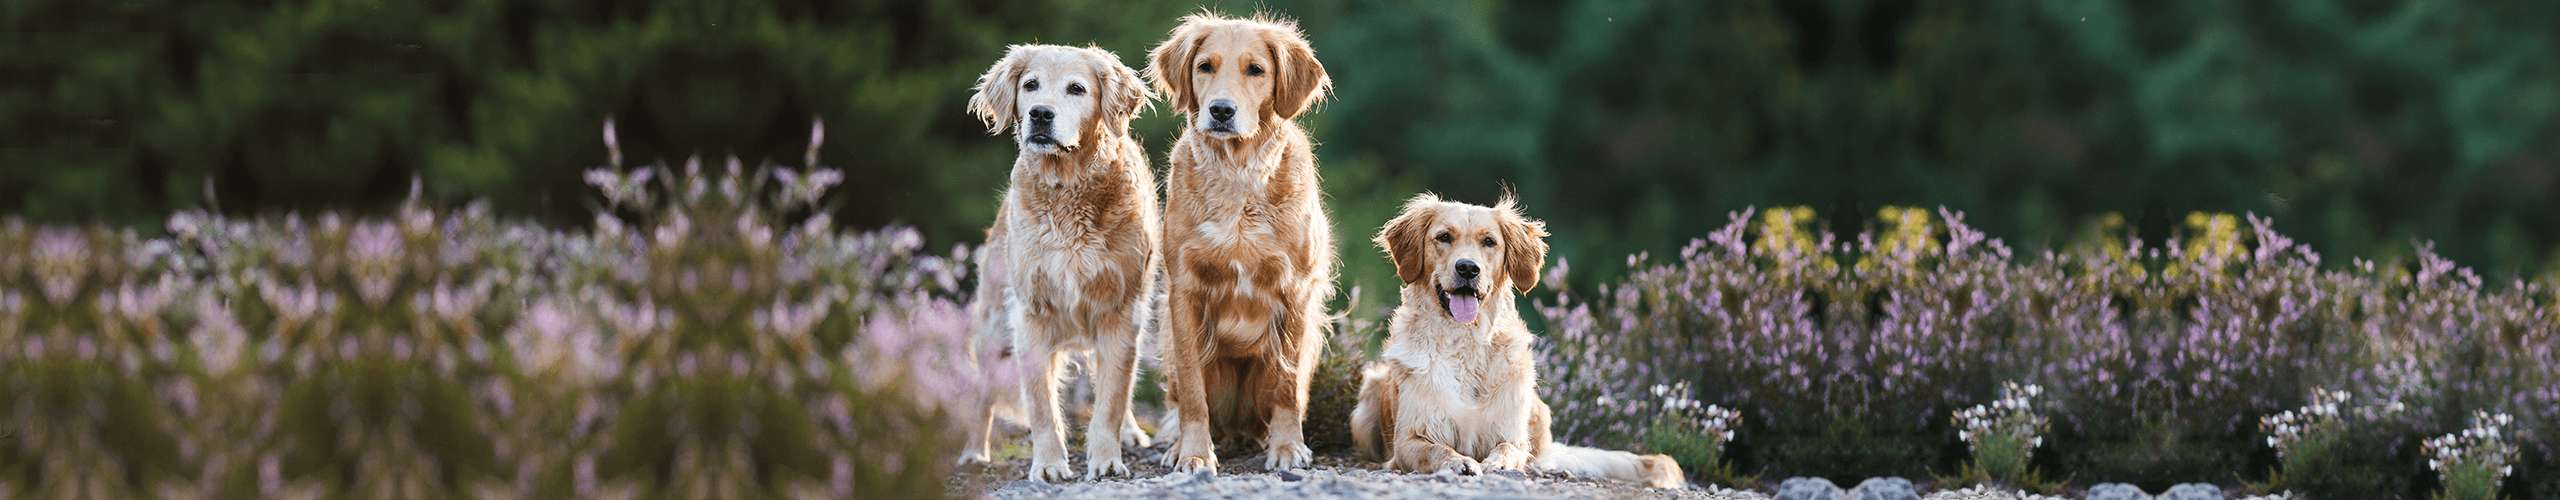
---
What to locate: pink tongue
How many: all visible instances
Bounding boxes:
[1447,293,1481,324]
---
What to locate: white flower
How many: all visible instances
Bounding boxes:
[1720,430,1734,441]
[2031,437,2043,448]
[2267,437,2279,448]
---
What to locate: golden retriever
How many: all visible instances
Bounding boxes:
[960,44,1158,482]
[1146,12,1337,474]
[1350,194,1687,489]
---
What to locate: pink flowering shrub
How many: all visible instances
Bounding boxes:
[1536,206,2557,490]
[0,122,996,498]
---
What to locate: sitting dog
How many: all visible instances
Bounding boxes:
[1146,13,1338,474]
[961,44,1158,482]
[1351,194,1687,488]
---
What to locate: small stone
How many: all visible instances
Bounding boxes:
[2086,483,2150,500]
[1850,477,1918,500]
[2160,483,2223,500]
[1276,468,1306,482]
[1777,477,1845,500]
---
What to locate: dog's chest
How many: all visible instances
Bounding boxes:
[1174,200,1296,312]
[1007,189,1142,313]
[1404,354,1528,456]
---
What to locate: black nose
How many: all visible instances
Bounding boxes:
[1454,259,1480,280]
[1206,100,1236,122]
[1028,106,1055,123]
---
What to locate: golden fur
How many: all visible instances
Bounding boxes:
[1350,195,1686,489]
[1147,12,1338,474]
[961,44,1159,482]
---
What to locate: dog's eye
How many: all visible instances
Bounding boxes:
[1246,64,1265,77]
[1196,62,1214,74]
[1481,237,1497,248]
[1066,83,1086,96]
[1434,232,1452,244]
[1023,79,1039,92]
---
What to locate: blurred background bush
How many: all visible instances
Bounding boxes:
[8,0,2559,305]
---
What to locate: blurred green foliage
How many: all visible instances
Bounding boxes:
[7,0,2559,310]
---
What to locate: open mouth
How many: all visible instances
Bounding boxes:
[1436,284,1482,324]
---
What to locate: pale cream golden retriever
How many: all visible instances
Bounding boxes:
[960,44,1158,482]
[1146,12,1337,474]
[1351,194,1687,489]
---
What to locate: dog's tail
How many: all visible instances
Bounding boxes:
[1347,361,1397,463]
[1531,444,1686,489]
[1527,399,1685,488]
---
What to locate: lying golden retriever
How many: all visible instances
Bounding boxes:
[1146,12,1337,474]
[960,44,1158,482]
[1351,194,1687,489]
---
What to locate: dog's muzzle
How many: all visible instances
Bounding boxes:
[1026,106,1072,152]
[1202,99,1238,134]
[1439,258,1484,324]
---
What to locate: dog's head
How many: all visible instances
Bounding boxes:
[1147,13,1331,141]
[969,44,1151,156]
[1375,193,1549,326]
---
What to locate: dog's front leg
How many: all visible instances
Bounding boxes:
[1162,289,1219,474]
[1395,428,1480,476]
[1015,323,1077,482]
[1257,298,1324,470]
[1482,391,1539,471]
[1083,316,1142,478]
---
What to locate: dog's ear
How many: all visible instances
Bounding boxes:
[1093,47,1154,132]
[969,46,1028,135]
[1147,18,1205,115]
[1495,194,1550,293]
[1267,24,1331,120]
[1375,194,1442,286]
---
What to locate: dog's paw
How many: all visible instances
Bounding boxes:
[1120,420,1153,448]
[954,448,992,466]
[1171,455,1218,476]
[1086,456,1131,479]
[1084,437,1127,479]
[1262,441,1313,470]
[1482,444,1529,471]
[1438,456,1484,476]
[1026,457,1078,483]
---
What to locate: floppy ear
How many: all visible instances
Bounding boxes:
[968,47,1027,135]
[1093,47,1154,132]
[1495,195,1550,293]
[1146,20,1203,115]
[1267,26,1331,120]
[1374,194,1443,286]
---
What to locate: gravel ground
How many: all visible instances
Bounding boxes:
[953,454,2281,500]
[943,406,2276,499]
[951,445,1762,499]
